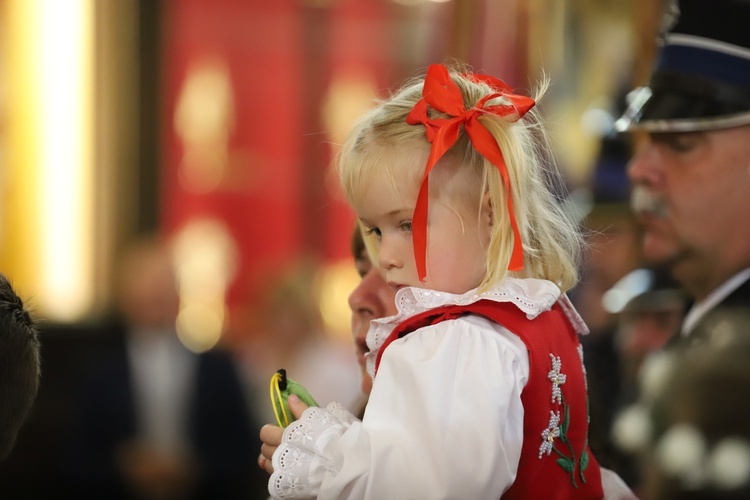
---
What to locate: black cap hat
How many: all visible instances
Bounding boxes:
[615,0,750,133]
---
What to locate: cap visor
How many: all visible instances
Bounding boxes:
[616,86,750,133]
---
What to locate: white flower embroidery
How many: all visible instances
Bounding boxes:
[277,446,305,470]
[547,354,567,404]
[539,410,561,458]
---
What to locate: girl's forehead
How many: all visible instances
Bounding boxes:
[349,144,422,190]
[368,141,427,171]
[354,168,417,216]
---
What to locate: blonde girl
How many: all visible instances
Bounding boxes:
[260,64,605,499]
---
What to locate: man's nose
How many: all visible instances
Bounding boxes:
[627,141,662,187]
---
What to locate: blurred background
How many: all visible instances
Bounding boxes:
[0,0,667,497]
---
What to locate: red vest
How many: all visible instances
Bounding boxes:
[375,299,603,500]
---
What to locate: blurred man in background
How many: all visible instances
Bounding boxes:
[604,267,687,396]
[67,235,266,499]
[617,0,750,345]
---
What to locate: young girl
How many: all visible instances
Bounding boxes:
[260,63,604,499]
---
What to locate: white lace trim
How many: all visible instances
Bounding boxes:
[365,278,580,379]
[558,292,589,336]
[269,402,356,499]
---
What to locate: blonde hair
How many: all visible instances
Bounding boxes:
[337,65,582,292]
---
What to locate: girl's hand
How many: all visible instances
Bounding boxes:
[258,394,309,474]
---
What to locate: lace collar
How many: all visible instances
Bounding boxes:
[365,278,587,378]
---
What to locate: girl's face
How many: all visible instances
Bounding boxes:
[356,159,491,295]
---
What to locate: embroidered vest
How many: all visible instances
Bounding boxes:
[374,299,603,500]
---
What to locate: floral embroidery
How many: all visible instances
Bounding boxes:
[539,411,561,458]
[540,350,591,487]
[547,354,567,404]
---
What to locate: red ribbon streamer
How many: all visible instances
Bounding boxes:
[405,64,535,282]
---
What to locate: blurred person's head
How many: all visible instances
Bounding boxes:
[577,206,640,333]
[617,0,750,301]
[0,274,41,460]
[348,225,397,395]
[604,267,687,383]
[115,235,180,331]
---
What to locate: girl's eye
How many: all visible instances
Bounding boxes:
[364,227,382,239]
[400,221,413,232]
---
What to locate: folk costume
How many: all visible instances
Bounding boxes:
[268,280,603,499]
[267,63,606,499]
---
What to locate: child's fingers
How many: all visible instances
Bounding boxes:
[261,442,277,461]
[260,453,274,474]
[257,453,271,473]
[288,394,309,419]
[260,424,283,446]
[263,457,274,474]
[257,403,309,475]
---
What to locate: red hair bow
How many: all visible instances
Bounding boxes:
[405,64,535,282]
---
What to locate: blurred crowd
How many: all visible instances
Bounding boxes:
[0,235,359,499]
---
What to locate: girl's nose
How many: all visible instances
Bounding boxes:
[377,236,402,271]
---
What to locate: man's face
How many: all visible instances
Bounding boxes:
[348,250,398,395]
[627,127,750,298]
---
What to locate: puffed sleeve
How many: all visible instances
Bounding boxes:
[269,315,529,499]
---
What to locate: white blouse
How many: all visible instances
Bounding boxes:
[269,279,575,499]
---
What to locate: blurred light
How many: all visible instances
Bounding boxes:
[322,68,378,146]
[317,259,360,341]
[172,218,237,352]
[176,304,224,353]
[611,404,652,453]
[602,268,653,314]
[175,56,234,194]
[580,107,614,137]
[33,0,94,320]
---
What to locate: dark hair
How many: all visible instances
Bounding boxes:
[350,224,366,262]
[0,274,41,460]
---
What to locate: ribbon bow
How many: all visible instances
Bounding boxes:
[405,64,535,281]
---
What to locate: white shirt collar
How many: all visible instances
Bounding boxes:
[365,278,587,377]
[681,267,750,337]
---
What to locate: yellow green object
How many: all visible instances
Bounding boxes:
[270,369,318,427]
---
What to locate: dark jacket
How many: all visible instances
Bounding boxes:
[66,325,267,499]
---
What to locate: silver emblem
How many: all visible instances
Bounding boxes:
[658,0,681,46]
